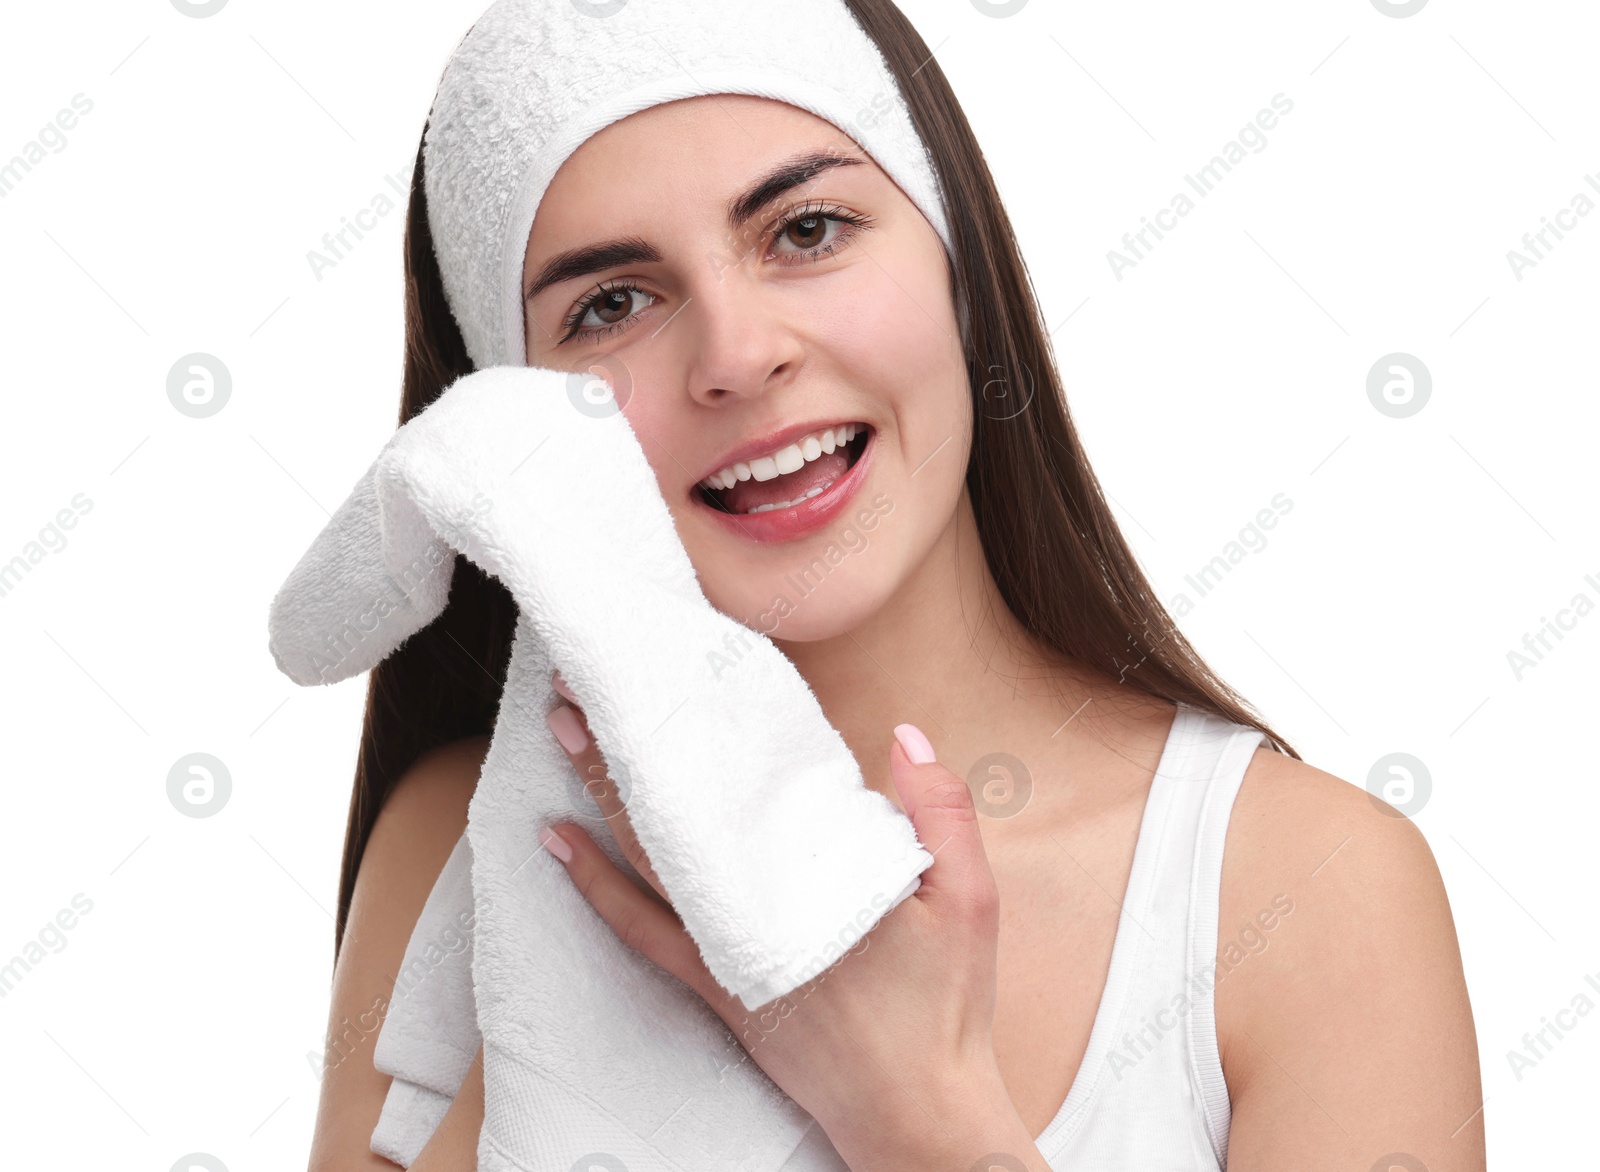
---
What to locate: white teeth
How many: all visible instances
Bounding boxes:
[745,484,830,513]
[773,444,805,476]
[699,423,863,492]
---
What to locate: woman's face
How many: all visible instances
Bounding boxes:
[522,95,969,643]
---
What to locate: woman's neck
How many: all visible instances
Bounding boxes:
[773,490,1141,814]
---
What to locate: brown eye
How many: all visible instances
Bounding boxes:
[769,203,870,260]
[565,283,654,341]
[786,215,827,250]
[591,288,634,325]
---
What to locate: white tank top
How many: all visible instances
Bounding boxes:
[1037,701,1266,1169]
[784,702,1268,1171]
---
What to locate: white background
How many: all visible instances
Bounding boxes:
[1,0,1595,1167]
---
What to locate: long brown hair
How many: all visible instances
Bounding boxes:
[331,0,1299,959]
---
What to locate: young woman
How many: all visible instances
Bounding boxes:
[307,3,1485,1169]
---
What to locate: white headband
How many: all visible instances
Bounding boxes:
[422,0,955,371]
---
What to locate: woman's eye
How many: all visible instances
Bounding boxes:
[580,286,648,329]
[564,283,654,341]
[777,214,838,252]
[765,203,873,263]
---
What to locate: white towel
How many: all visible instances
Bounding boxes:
[267,364,934,1169]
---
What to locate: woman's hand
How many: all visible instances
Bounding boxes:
[540,671,1050,1172]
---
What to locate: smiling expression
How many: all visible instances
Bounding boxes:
[522,94,970,643]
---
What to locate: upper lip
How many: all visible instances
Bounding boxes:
[695,417,869,485]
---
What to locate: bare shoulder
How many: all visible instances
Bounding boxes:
[1220,743,1440,904]
[1213,743,1486,1170]
[376,734,491,847]
[305,734,490,1172]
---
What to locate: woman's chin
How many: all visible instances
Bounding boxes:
[696,569,887,648]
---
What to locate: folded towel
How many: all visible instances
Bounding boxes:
[268,364,934,1169]
[365,833,854,1171]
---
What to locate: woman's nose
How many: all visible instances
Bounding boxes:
[677,265,806,407]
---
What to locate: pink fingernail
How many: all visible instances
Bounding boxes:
[539,825,573,864]
[551,670,578,704]
[893,723,936,765]
[547,704,589,754]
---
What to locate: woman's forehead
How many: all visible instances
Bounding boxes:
[552,99,860,202]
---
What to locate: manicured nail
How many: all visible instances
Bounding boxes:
[551,670,578,704]
[539,824,573,864]
[547,704,589,754]
[893,723,936,765]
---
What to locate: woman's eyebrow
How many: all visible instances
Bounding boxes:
[724,150,865,231]
[524,151,866,302]
[525,236,661,302]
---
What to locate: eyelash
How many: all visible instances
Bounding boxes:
[558,201,876,344]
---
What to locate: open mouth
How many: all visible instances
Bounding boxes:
[696,424,872,516]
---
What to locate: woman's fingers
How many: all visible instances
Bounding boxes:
[547,672,672,905]
[887,724,999,925]
[581,756,670,903]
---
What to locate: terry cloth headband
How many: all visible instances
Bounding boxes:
[422,0,956,372]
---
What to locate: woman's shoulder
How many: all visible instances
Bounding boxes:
[378,734,492,833]
[349,733,491,941]
[1216,742,1452,1006]
[307,733,490,1171]
[1210,739,1483,1161]
[1222,739,1439,894]
[360,734,491,892]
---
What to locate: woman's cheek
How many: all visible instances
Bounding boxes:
[686,545,785,634]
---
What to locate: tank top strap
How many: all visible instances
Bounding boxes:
[1037,700,1267,1169]
[1174,703,1268,1166]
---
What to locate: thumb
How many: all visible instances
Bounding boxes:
[888,724,995,911]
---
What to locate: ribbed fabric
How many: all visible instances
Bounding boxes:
[1186,720,1266,1166]
[1032,703,1266,1170]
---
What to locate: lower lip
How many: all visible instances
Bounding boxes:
[697,428,875,544]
